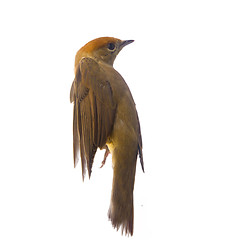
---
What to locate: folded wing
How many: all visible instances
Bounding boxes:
[70,57,116,180]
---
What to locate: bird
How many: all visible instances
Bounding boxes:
[70,37,144,236]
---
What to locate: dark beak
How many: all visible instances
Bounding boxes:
[120,40,134,49]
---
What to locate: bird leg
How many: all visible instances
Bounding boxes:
[100,145,110,168]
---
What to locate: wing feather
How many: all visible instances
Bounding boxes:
[73,100,79,168]
[70,57,116,180]
[136,111,144,172]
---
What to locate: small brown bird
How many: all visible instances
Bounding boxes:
[70,37,144,236]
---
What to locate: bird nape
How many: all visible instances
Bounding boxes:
[70,37,144,236]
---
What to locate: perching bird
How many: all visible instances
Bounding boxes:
[70,37,144,236]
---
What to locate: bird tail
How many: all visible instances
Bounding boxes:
[108,146,137,236]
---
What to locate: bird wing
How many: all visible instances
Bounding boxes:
[137,111,144,172]
[70,57,116,180]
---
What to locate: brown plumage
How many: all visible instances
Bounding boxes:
[70,37,144,236]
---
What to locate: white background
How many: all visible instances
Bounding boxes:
[0,0,231,239]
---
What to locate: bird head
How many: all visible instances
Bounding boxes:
[75,37,134,72]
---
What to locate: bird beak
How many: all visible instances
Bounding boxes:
[119,40,134,49]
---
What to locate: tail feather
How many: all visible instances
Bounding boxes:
[108,197,134,236]
[108,146,137,236]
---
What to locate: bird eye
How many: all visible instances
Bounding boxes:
[107,42,116,51]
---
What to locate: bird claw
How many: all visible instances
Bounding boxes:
[100,146,110,168]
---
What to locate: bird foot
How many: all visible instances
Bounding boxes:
[100,146,110,168]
